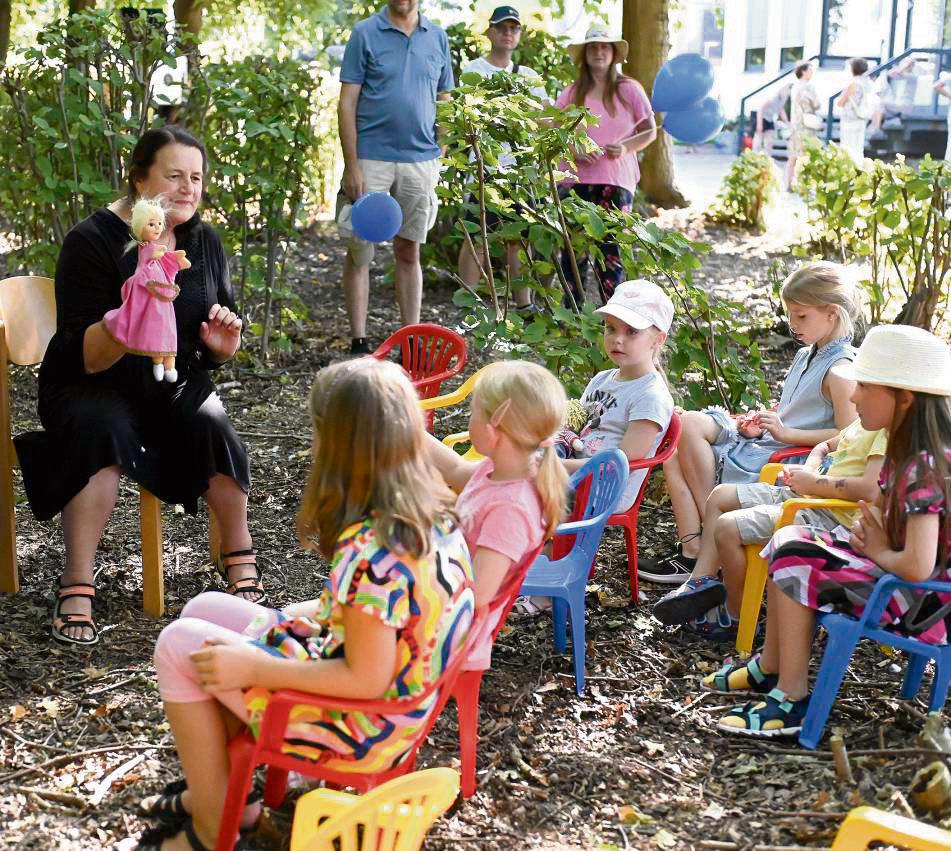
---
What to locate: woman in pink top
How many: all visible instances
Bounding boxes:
[556,28,656,305]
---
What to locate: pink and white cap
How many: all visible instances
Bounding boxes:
[595,280,675,333]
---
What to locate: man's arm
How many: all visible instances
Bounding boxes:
[338,83,365,201]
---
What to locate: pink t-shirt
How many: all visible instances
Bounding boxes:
[555,79,653,193]
[456,459,546,669]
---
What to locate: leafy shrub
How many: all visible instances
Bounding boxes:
[0,9,185,275]
[438,71,769,408]
[708,150,778,231]
[795,138,950,331]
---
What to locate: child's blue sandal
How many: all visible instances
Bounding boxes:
[701,654,778,695]
[717,688,809,738]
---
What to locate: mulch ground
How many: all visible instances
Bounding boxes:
[2,213,949,850]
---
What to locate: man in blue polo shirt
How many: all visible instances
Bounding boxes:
[338,0,454,354]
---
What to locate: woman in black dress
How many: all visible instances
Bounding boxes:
[15,127,264,644]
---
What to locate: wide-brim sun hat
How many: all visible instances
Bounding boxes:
[567,28,629,65]
[830,324,951,396]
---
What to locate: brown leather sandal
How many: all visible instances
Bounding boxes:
[51,583,99,646]
[217,548,268,606]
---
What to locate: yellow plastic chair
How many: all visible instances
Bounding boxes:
[418,365,493,463]
[831,805,951,849]
[289,767,460,851]
[0,275,216,616]
[736,462,858,654]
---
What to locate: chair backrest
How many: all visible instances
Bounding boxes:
[374,323,468,399]
[621,412,682,518]
[562,449,629,567]
[484,541,547,646]
[297,768,460,851]
[0,276,56,366]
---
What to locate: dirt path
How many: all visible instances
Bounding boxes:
[1,218,943,850]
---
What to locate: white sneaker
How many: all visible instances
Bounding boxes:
[164,368,178,383]
[152,363,165,381]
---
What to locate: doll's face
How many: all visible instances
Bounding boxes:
[134,143,204,227]
[140,215,164,242]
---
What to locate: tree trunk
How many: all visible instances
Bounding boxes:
[68,0,97,12]
[0,0,10,66]
[622,0,687,208]
[174,0,203,81]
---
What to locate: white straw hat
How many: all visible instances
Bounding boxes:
[567,28,629,65]
[830,324,951,396]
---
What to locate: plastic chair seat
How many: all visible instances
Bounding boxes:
[831,805,951,849]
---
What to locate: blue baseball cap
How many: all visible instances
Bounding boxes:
[489,5,521,25]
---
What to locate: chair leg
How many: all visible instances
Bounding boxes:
[552,597,568,654]
[736,546,768,655]
[140,487,164,618]
[567,591,587,694]
[263,766,288,809]
[218,737,257,851]
[799,622,862,749]
[901,653,928,701]
[928,654,951,713]
[0,350,19,595]
[455,671,484,798]
[622,520,638,602]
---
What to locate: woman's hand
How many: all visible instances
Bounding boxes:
[603,143,626,160]
[849,501,889,561]
[190,640,259,692]
[572,145,601,165]
[200,303,242,363]
[756,411,789,443]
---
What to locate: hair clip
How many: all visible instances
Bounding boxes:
[489,398,513,428]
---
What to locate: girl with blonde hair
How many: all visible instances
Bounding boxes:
[427,360,568,665]
[137,358,474,850]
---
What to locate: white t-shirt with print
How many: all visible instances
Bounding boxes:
[578,369,674,511]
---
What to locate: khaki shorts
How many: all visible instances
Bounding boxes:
[339,158,440,266]
[732,482,839,546]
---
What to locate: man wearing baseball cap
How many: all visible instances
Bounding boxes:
[457,5,548,315]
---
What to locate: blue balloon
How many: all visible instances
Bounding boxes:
[662,96,724,145]
[351,192,403,243]
[651,53,715,112]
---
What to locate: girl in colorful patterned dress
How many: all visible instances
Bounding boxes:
[135,358,474,851]
[426,361,568,667]
[707,325,951,739]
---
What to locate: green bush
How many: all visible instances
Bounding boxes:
[0,9,185,275]
[708,150,778,232]
[438,71,769,408]
[795,138,950,331]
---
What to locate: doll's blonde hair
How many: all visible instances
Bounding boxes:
[297,358,457,561]
[780,261,861,338]
[129,197,168,243]
[472,361,568,539]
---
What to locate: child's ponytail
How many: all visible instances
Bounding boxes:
[473,361,568,539]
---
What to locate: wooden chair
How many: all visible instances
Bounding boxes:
[0,275,216,617]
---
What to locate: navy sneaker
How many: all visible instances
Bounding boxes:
[652,575,726,625]
[682,602,738,642]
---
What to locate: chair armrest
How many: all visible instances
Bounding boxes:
[759,463,784,485]
[860,574,951,628]
[419,370,480,412]
[442,431,471,449]
[776,498,858,529]
[769,446,812,463]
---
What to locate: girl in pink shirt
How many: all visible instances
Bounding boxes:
[428,361,568,666]
[556,29,656,304]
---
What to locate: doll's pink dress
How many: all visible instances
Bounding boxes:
[102,241,182,357]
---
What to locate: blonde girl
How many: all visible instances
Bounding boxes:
[710,325,951,738]
[648,261,860,588]
[136,359,474,850]
[427,361,567,664]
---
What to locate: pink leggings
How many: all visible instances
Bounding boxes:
[153,592,282,719]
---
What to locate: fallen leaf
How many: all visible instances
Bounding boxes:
[535,681,558,694]
[617,804,654,826]
[10,704,28,721]
[642,740,666,756]
[39,697,61,718]
[652,828,677,848]
[701,801,726,820]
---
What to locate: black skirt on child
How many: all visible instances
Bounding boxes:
[15,208,250,521]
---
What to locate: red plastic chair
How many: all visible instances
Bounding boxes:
[371,324,467,428]
[216,614,481,851]
[596,413,682,602]
[449,544,545,799]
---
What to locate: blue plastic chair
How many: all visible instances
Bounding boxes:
[800,574,951,749]
[520,449,628,695]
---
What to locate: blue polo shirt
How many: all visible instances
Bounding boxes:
[340,9,454,163]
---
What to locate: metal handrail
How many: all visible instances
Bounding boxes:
[736,53,878,154]
[823,46,951,143]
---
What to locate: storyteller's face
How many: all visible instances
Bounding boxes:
[134,143,204,227]
[585,42,615,72]
[784,301,838,346]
